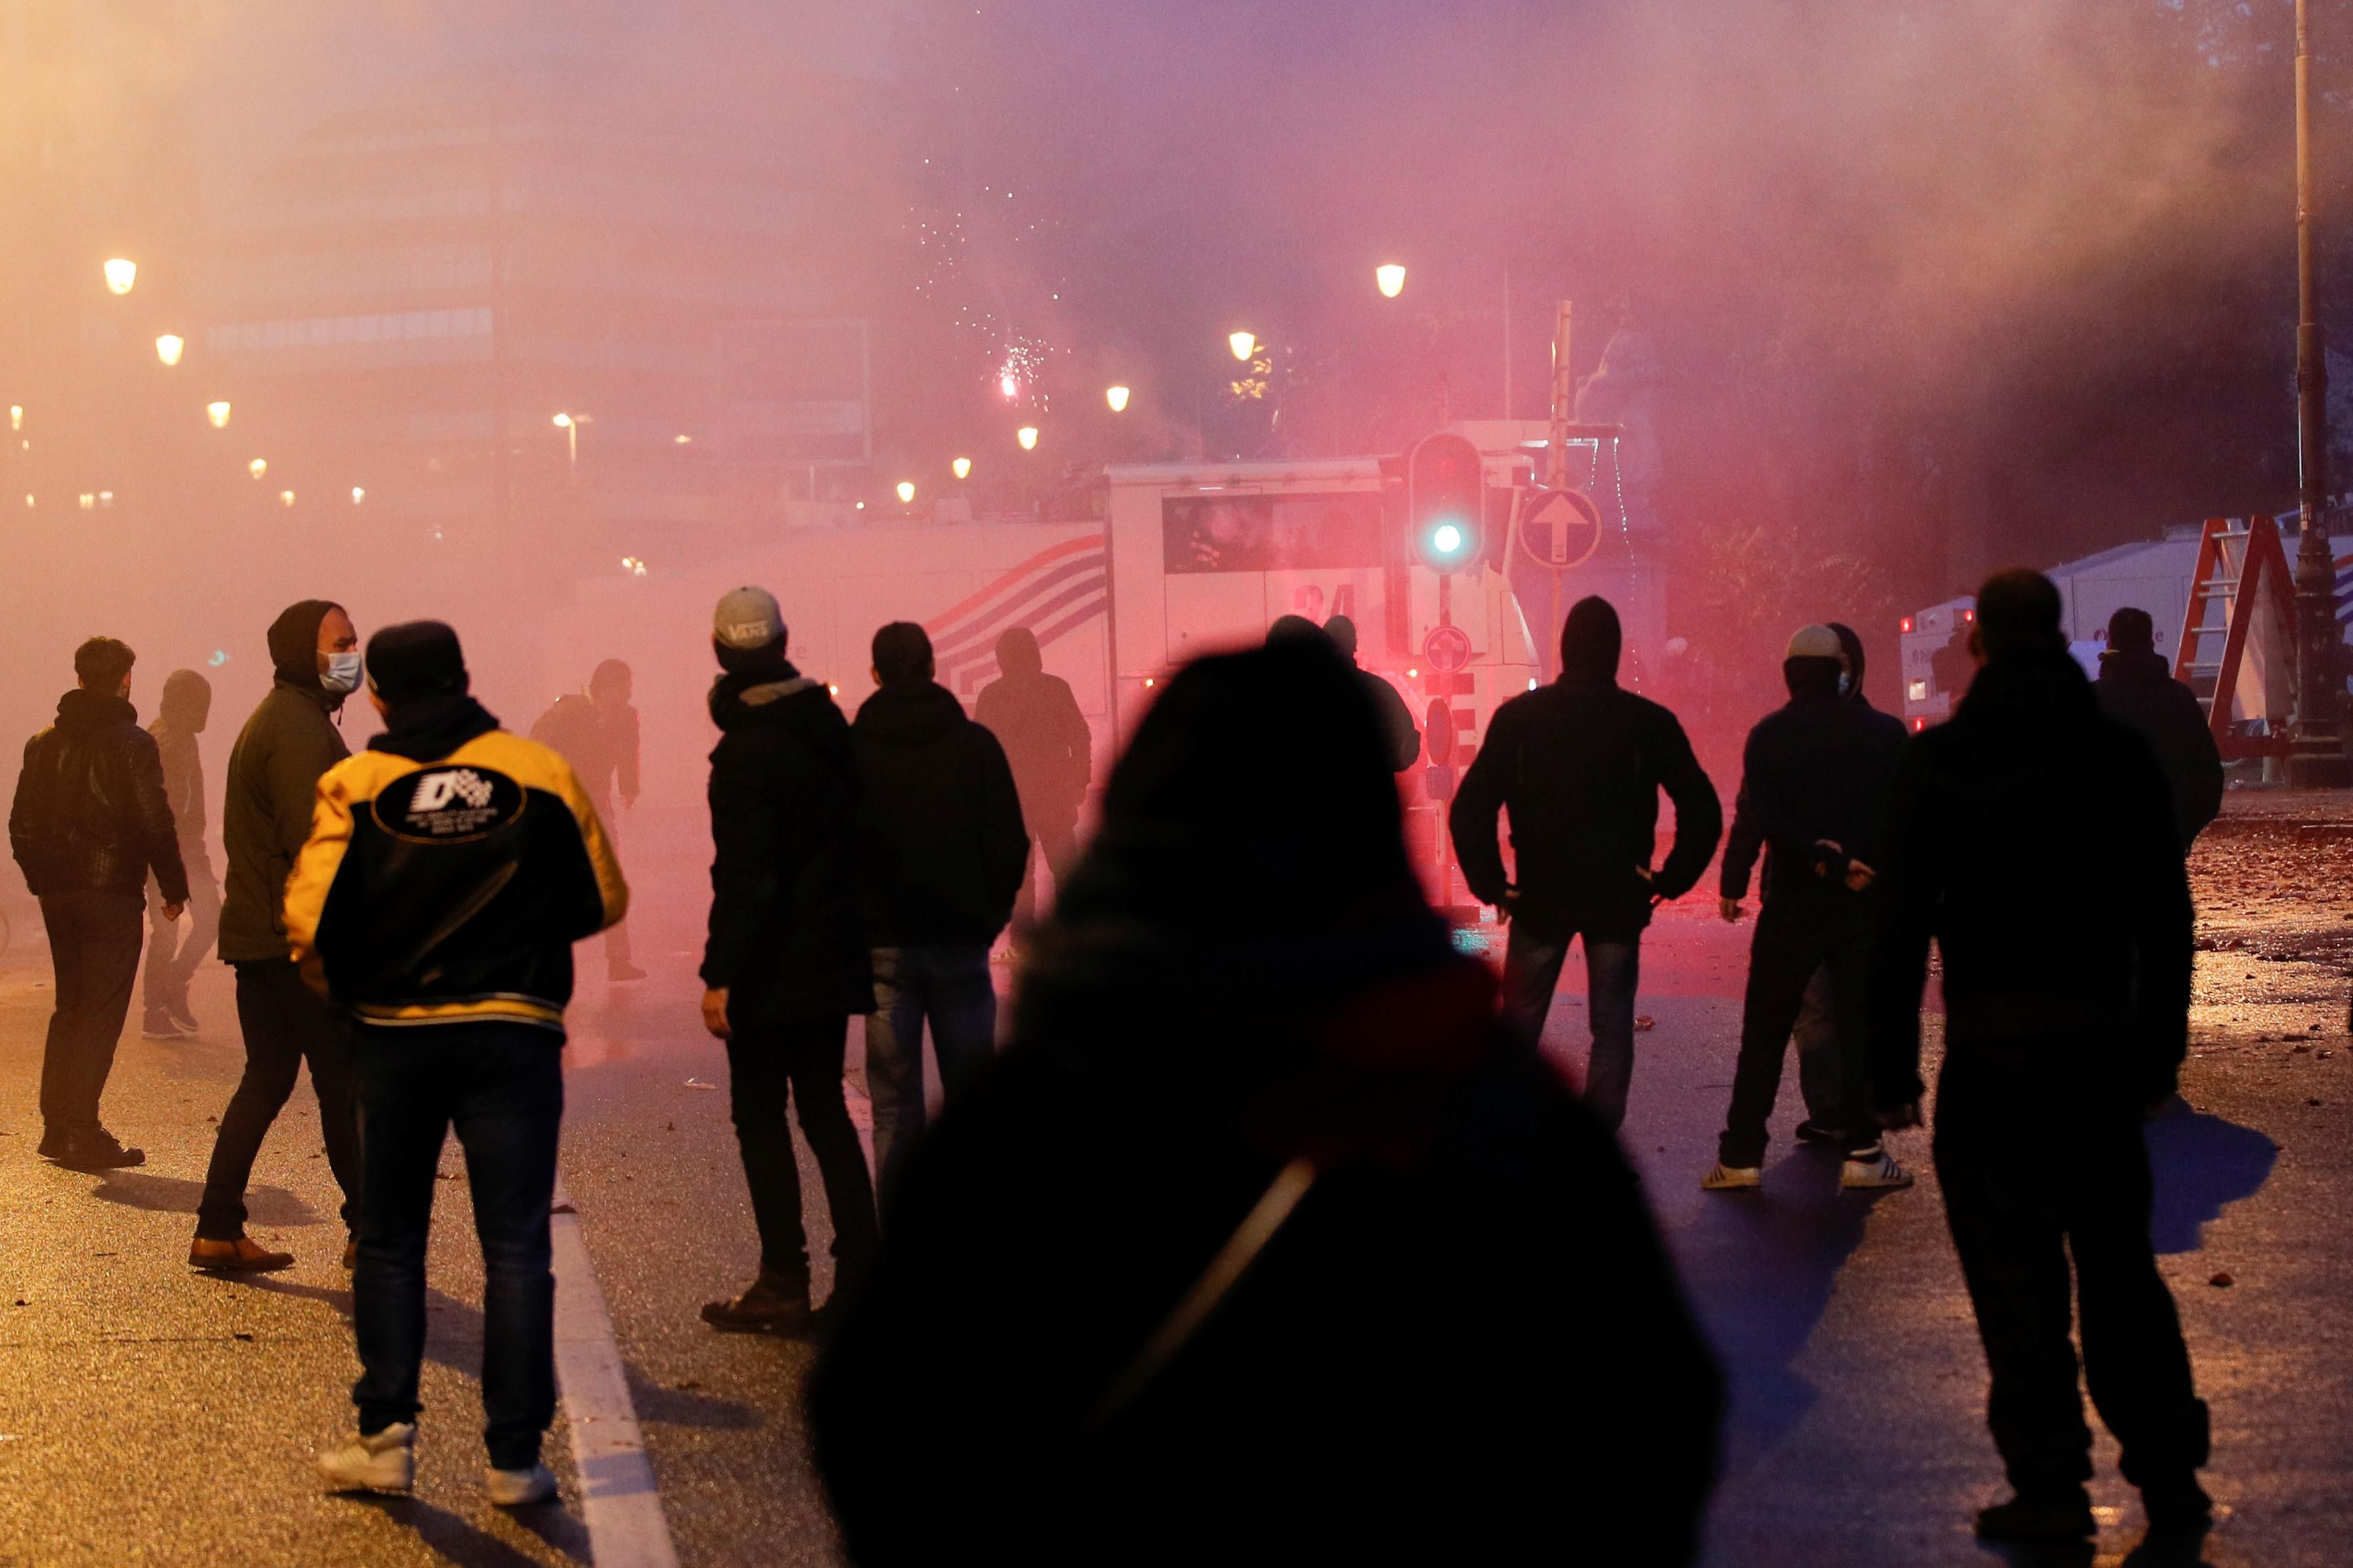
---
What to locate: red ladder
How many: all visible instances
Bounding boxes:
[2173,515,2297,760]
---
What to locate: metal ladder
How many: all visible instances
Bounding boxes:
[2174,515,2297,760]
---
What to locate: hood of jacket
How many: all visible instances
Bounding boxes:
[55,687,136,733]
[266,599,345,710]
[367,693,502,760]
[2097,646,2174,686]
[709,663,827,731]
[1829,622,1870,705]
[854,680,965,747]
[1954,647,2100,740]
[1558,596,1622,688]
[157,669,211,733]
[994,626,1044,679]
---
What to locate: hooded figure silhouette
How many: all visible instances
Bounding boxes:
[974,626,1093,927]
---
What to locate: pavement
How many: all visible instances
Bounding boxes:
[0,790,2348,1565]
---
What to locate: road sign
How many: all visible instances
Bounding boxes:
[1422,623,1473,673]
[1517,486,1602,572]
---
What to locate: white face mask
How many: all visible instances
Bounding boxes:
[321,652,363,695]
[1837,670,1855,697]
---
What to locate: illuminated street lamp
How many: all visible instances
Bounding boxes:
[280,489,296,507]
[206,400,231,429]
[155,334,185,367]
[248,458,267,479]
[1376,262,1407,299]
[351,487,366,505]
[951,456,972,480]
[1016,425,1039,451]
[895,480,916,505]
[102,258,137,296]
[8,406,20,432]
[1105,385,1131,413]
[1228,331,1257,361]
[552,411,589,470]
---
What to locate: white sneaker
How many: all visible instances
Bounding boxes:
[318,1422,416,1494]
[1840,1148,1915,1189]
[486,1462,558,1508]
[1700,1162,1762,1191]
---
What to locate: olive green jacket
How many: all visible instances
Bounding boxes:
[217,681,349,962]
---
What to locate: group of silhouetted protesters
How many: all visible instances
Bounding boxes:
[10,565,2225,1554]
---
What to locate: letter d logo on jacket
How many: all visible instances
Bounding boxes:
[374,765,525,842]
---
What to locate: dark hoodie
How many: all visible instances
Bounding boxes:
[852,679,1029,947]
[811,639,1722,1566]
[1719,653,1908,904]
[974,627,1093,826]
[2095,646,2224,851]
[702,658,874,1023]
[1449,596,1723,941]
[219,600,351,962]
[151,669,212,842]
[1871,647,2192,1110]
[11,686,187,901]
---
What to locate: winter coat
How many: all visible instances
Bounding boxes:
[1361,669,1422,772]
[702,664,874,1023]
[1720,680,1909,907]
[219,604,352,962]
[975,656,1091,828]
[529,693,640,819]
[1450,677,1722,942]
[1871,649,2193,1110]
[2094,648,2225,851]
[151,669,211,844]
[10,689,189,902]
[852,681,1030,948]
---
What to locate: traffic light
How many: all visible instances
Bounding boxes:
[1407,432,1483,572]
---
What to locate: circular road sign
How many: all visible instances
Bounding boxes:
[1423,624,1473,673]
[1517,487,1603,572]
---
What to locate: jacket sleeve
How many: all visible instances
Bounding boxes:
[1719,778,1762,901]
[2174,684,2225,845]
[1867,740,1936,1110]
[128,733,190,905]
[618,707,642,802]
[976,730,1033,920]
[1054,679,1093,790]
[1448,703,1515,907]
[702,735,782,990]
[545,748,629,932]
[2120,735,2196,1096]
[1374,678,1422,772]
[9,735,45,893]
[1651,713,1723,902]
[284,762,357,996]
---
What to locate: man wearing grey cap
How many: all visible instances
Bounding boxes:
[698,588,879,1334]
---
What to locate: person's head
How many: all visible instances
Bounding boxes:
[1783,624,1844,700]
[160,668,212,731]
[1973,570,2067,663]
[1266,614,1329,648]
[2106,606,2156,655]
[589,657,632,707]
[364,620,468,720]
[1827,622,1865,700]
[871,622,935,688]
[1324,614,1361,663]
[265,600,356,697]
[74,636,135,698]
[712,586,787,676]
[1558,596,1622,685]
[994,625,1043,679]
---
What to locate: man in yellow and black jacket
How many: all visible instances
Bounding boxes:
[288,620,625,1508]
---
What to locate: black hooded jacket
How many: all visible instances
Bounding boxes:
[702,662,874,1023]
[11,687,188,902]
[811,641,1721,1566]
[974,628,1093,825]
[1719,661,1908,905]
[219,600,350,962]
[852,680,1029,947]
[2094,647,2225,851]
[1871,649,2193,1110]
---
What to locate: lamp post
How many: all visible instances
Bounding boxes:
[1375,263,1406,299]
[102,258,137,296]
[2292,0,2350,786]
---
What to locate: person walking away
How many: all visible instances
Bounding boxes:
[2093,607,2224,853]
[811,637,1723,1565]
[141,669,221,1041]
[699,588,880,1334]
[294,621,626,1506]
[1449,596,1722,1132]
[530,657,645,980]
[1705,626,1911,1192]
[1872,570,2210,1545]
[854,623,1029,1204]
[197,600,367,1274]
[1787,621,1874,1144]
[10,637,188,1172]
[975,626,1091,931]
[1325,614,1420,770]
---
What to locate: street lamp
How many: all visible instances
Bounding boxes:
[102,258,137,296]
[248,458,267,479]
[1228,331,1257,362]
[2291,0,2350,784]
[1376,263,1407,299]
[279,489,296,507]
[1105,385,1131,412]
[952,456,972,480]
[7,406,20,432]
[896,480,916,505]
[351,487,366,505]
[552,411,587,470]
[206,400,231,429]
[1016,426,1039,451]
[155,334,185,367]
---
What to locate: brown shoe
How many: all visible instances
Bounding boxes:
[342,1238,357,1271]
[700,1274,816,1335]
[189,1235,295,1273]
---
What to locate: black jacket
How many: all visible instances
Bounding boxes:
[2094,648,2225,851]
[11,689,188,903]
[703,665,874,1023]
[853,681,1030,948]
[1361,669,1422,772]
[1871,650,2194,1110]
[221,603,351,962]
[1449,679,1722,940]
[1720,684,1909,905]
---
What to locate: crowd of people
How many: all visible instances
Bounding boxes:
[4,566,2225,1554]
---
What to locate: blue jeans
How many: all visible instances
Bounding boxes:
[865,945,998,1202]
[1500,926,1642,1132]
[351,1021,563,1471]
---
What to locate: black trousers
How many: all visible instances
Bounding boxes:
[1012,807,1080,928]
[725,1015,878,1294]
[37,889,146,1136]
[197,960,363,1240]
[1934,1063,2207,1496]
[1719,896,1877,1165]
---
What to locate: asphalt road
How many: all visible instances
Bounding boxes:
[1,791,2349,1565]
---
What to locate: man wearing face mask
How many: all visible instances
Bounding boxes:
[195,600,367,1273]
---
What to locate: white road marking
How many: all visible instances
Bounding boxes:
[550,1175,681,1568]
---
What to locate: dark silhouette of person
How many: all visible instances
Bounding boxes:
[1449,595,1722,1131]
[1786,622,1875,1141]
[974,626,1091,929]
[531,659,645,980]
[1324,614,1420,770]
[2094,607,2223,853]
[810,636,1722,1565]
[141,668,219,1038]
[1872,570,2210,1545]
